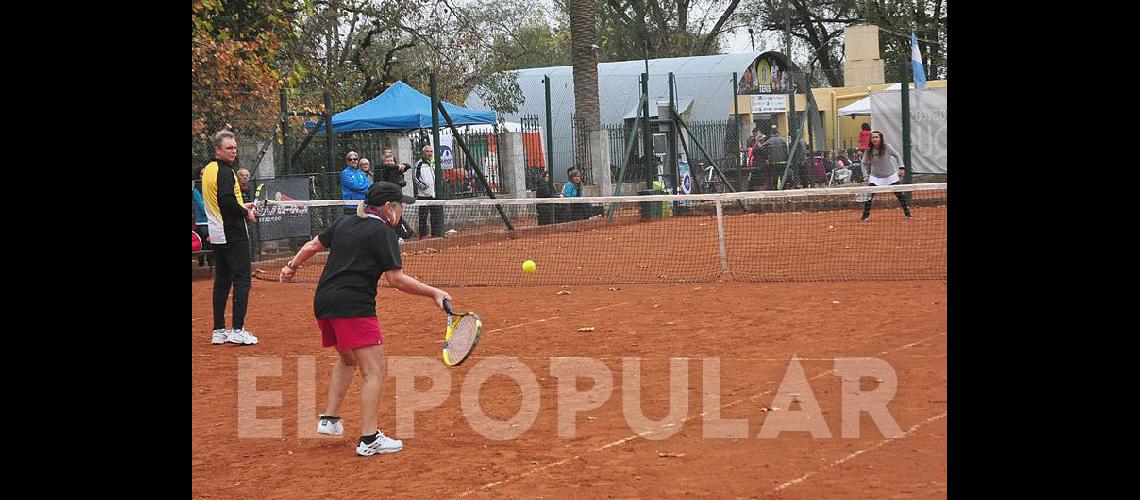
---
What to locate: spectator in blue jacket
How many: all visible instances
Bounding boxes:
[561,168,583,198]
[340,151,371,215]
[561,169,589,221]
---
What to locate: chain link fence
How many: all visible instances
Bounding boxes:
[466,62,946,194]
[191,88,281,181]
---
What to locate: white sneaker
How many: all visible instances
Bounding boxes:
[227,328,258,345]
[356,430,403,456]
[211,329,230,345]
[317,416,343,436]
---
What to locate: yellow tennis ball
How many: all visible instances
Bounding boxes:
[522,260,536,273]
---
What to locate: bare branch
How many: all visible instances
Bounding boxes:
[338,0,360,66]
[699,0,742,53]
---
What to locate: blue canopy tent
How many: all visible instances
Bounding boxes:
[307,81,496,133]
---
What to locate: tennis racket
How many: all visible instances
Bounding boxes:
[441,299,482,366]
[253,183,267,212]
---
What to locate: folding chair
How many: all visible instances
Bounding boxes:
[828,167,852,186]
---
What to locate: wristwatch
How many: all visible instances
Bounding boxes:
[286,260,298,271]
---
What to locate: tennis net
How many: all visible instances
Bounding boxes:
[249,183,946,286]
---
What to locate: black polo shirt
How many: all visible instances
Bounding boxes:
[313,214,403,318]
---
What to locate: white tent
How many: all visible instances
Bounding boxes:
[838,98,871,116]
[838,83,910,116]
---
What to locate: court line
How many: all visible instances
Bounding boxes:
[766,410,948,495]
[457,331,946,496]
[467,355,944,362]
[485,302,630,334]
[468,331,946,362]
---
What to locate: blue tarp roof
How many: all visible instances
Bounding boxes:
[309,81,496,133]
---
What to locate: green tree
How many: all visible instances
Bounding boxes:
[192,0,301,139]
[859,0,946,82]
[738,0,859,86]
[491,23,572,70]
[739,0,946,86]
[288,0,548,109]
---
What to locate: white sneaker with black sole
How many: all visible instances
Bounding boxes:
[317,416,343,436]
[227,328,258,345]
[212,329,230,345]
[356,430,403,456]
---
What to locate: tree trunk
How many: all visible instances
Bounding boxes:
[569,0,601,167]
[929,0,943,79]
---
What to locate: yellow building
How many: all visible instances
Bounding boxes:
[729,24,945,153]
[732,79,947,151]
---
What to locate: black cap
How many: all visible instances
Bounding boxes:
[365,181,416,205]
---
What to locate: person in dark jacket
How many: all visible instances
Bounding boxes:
[535,171,555,225]
[200,130,261,346]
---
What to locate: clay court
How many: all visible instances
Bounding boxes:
[193,280,946,496]
[194,193,946,498]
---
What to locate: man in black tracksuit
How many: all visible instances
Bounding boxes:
[200,130,260,345]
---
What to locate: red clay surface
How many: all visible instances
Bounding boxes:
[193,280,947,498]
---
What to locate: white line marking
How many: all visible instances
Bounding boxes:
[457,331,947,496]
[485,303,629,333]
[767,411,948,495]
[466,355,944,362]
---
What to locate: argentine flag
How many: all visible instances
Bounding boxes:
[911,33,927,89]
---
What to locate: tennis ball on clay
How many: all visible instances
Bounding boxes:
[522,260,537,273]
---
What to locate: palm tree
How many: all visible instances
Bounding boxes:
[568,0,601,174]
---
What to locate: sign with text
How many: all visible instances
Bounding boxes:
[751,94,788,114]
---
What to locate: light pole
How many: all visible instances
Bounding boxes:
[784,0,792,60]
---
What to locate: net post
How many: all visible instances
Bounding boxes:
[544,75,555,195]
[900,59,914,205]
[431,72,444,200]
[323,89,334,173]
[732,72,743,191]
[642,72,653,188]
[715,200,729,276]
[280,87,290,175]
